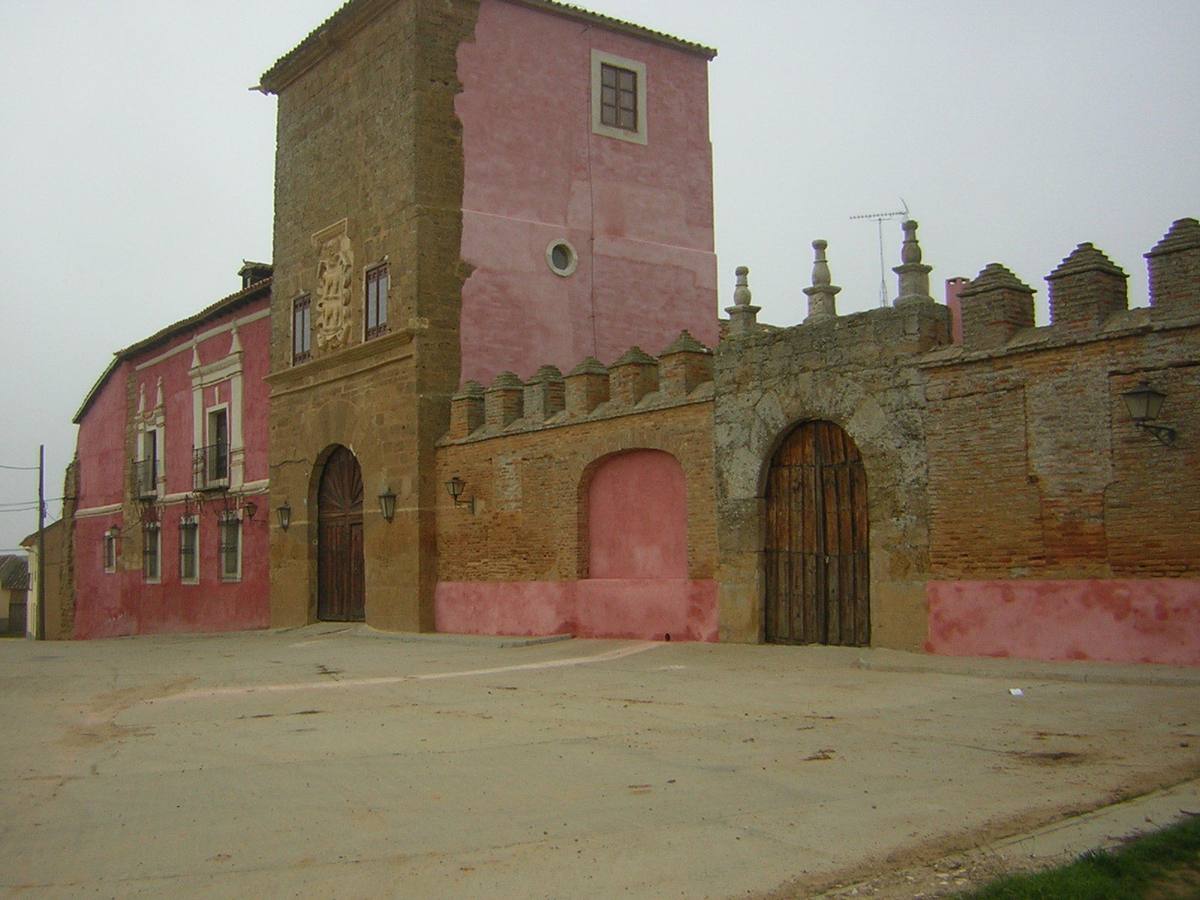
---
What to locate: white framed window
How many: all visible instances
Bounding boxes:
[218,513,242,582]
[143,523,161,583]
[179,517,199,584]
[591,50,647,145]
[196,404,230,490]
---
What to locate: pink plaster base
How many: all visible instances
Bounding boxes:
[435,579,718,642]
[926,580,1200,666]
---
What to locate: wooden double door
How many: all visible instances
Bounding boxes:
[764,421,869,646]
[317,446,365,622]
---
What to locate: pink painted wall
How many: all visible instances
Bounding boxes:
[455,0,719,384]
[435,579,718,642]
[588,450,688,578]
[926,580,1200,666]
[75,362,130,510]
[72,295,271,640]
[436,448,713,641]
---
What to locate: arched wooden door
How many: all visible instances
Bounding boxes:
[317,446,365,622]
[764,421,869,645]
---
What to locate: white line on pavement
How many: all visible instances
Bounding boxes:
[148,641,662,704]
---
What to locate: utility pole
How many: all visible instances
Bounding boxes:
[37,444,45,641]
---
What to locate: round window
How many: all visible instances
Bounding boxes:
[545,239,578,277]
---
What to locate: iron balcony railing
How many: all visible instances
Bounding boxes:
[132,458,157,499]
[193,443,230,491]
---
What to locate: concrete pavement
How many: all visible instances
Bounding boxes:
[2,626,1198,897]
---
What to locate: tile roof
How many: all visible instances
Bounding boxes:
[0,555,29,592]
[72,276,272,424]
[258,0,715,92]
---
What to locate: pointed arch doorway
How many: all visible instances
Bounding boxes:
[764,421,869,646]
[317,445,365,622]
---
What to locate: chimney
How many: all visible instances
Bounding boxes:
[944,277,969,344]
[239,260,273,289]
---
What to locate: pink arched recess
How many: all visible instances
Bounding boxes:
[574,449,717,641]
[588,450,688,579]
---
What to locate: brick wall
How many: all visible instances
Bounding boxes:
[436,337,717,583]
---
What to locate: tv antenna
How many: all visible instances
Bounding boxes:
[850,198,910,307]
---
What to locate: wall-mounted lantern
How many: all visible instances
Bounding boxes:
[445,475,475,513]
[276,501,291,532]
[242,499,258,521]
[378,488,397,523]
[1121,381,1177,446]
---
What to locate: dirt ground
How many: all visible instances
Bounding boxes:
[2,626,1198,898]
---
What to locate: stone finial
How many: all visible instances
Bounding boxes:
[803,240,841,323]
[190,342,201,369]
[565,356,610,416]
[154,377,164,410]
[725,266,760,336]
[229,324,242,355]
[733,266,752,306]
[1145,217,1200,312]
[137,383,146,416]
[957,263,1035,349]
[1046,242,1127,331]
[449,380,485,439]
[892,220,935,307]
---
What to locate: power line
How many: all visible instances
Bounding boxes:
[0,464,41,471]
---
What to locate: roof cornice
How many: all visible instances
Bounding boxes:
[257,0,715,94]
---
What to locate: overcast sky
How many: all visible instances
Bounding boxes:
[1,0,1197,551]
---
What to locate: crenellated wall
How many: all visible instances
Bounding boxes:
[435,331,719,641]
[713,216,1199,662]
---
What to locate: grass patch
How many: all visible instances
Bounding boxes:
[962,813,1200,899]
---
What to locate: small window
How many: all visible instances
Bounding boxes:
[219,514,241,582]
[591,50,647,145]
[545,239,579,277]
[103,529,117,573]
[179,518,199,583]
[143,523,161,582]
[600,63,637,131]
[366,265,389,339]
[292,294,311,364]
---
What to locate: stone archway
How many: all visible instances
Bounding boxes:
[764,420,869,645]
[317,445,365,622]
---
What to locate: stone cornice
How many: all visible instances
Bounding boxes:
[267,328,415,398]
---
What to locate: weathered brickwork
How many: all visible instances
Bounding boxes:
[925,323,1200,579]
[437,340,717,584]
[713,218,1198,653]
